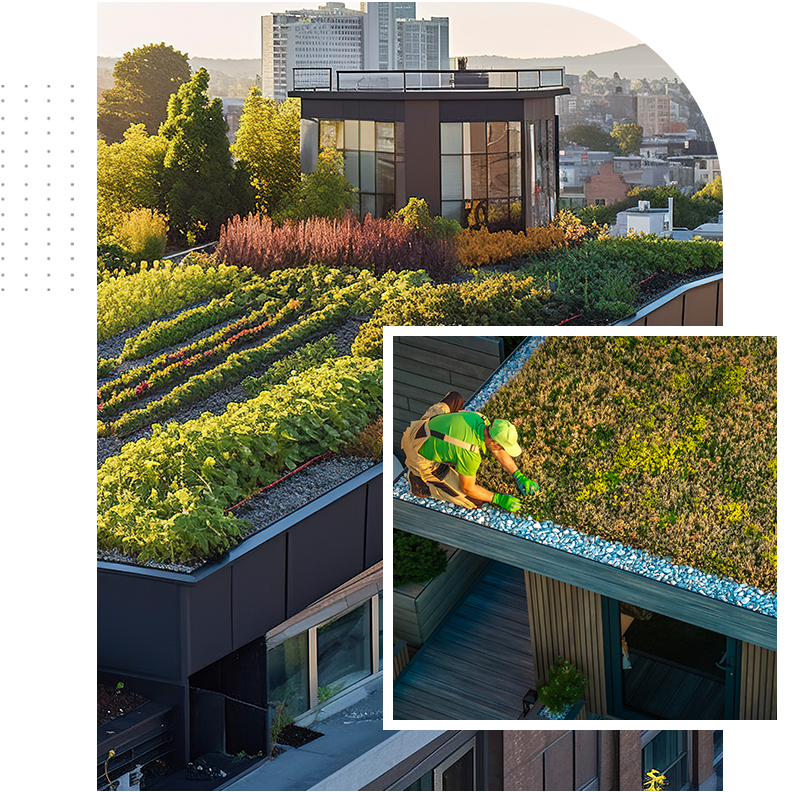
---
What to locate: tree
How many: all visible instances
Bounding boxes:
[97,123,168,241]
[280,147,357,222]
[564,124,618,153]
[694,175,723,203]
[97,43,191,142]
[610,123,643,155]
[231,87,302,216]
[159,68,252,245]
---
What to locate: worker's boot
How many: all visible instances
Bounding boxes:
[408,472,430,498]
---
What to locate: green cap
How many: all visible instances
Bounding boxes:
[489,419,522,457]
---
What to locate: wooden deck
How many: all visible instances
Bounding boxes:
[624,649,725,719]
[393,560,536,720]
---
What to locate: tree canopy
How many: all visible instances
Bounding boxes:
[231,87,302,216]
[610,123,643,156]
[564,124,618,153]
[97,42,191,142]
[159,68,252,245]
[97,124,168,240]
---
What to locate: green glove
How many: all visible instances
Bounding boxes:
[513,470,540,496]
[492,492,521,513]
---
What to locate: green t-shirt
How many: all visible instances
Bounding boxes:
[418,411,488,477]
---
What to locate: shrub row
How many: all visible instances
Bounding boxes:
[216,212,459,282]
[98,256,253,342]
[97,356,383,563]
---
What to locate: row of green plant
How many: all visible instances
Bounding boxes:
[98,257,253,342]
[97,355,383,563]
[98,268,424,437]
[117,279,272,361]
[478,336,776,593]
[520,234,723,321]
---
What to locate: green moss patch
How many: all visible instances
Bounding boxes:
[478,337,777,593]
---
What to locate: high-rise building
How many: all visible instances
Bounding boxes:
[397,15,449,70]
[262,3,365,100]
[395,0,417,19]
[361,0,398,71]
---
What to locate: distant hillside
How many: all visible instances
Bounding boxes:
[98,56,261,78]
[464,44,678,82]
[98,44,674,83]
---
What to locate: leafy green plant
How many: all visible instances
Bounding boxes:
[97,356,382,563]
[393,531,448,587]
[535,657,589,717]
[116,207,168,264]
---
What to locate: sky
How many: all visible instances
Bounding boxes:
[97,1,642,60]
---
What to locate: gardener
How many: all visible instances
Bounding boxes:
[401,391,539,512]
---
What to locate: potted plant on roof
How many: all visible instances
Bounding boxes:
[534,656,589,719]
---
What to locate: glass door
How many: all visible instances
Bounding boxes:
[604,598,739,719]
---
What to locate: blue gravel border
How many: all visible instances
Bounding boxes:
[393,336,777,619]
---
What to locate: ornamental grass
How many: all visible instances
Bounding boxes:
[478,337,777,593]
[216,212,458,282]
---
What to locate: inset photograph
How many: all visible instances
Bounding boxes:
[392,334,776,722]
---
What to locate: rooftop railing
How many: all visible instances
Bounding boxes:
[292,67,565,92]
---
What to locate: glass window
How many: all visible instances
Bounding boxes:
[320,119,343,150]
[441,748,474,791]
[441,122,462,155]
[359,120,376,151]
[376,193,395,218]
[487,121,508,154]
[344,150,360,189]
[344,119,359,150]
[376,121,395,153]
[488,153,509,199]
[470,154,488,199]
[266,632,309,719]
[508,120,522,153]
[316,601,372,703]
[360,150,376,193]
[441,156,463,200]
[441,201,463,224]
[509,152,522,197]
[377,152,396,195]
[642,731,689,791]
[463,122,486,154]
[360,191,376,219]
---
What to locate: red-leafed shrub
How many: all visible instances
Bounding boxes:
[216,212,458,282]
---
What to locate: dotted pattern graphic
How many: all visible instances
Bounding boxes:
[0,84,76,293]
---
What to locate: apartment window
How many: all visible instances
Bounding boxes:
[538,731,599,791]
[440,120,522,230]
[642,731,690,791]
[404,736,477,791]
[266,593,381,722]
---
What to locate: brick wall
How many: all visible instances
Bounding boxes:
[584,162,631,206]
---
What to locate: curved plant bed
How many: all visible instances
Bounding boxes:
[614,271,723,326]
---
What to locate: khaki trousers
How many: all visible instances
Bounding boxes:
[400,401,480,509]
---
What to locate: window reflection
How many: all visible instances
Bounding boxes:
[317,601,372,702]
[266,632,309,719]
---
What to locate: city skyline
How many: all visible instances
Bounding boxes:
[97,1,642,61]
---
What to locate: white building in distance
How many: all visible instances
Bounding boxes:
[262,2,449,101]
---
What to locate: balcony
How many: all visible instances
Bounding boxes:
[292,67,565,93]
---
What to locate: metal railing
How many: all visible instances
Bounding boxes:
[292,67,565,92]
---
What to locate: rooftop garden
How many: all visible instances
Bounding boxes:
[475,336,776,594]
